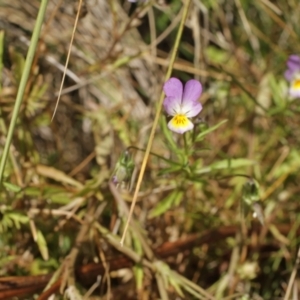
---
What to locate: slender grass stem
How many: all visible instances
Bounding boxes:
[0,0,49,185]
[120,0,192,245]
[51,0,82,121]
[0,31,4,93]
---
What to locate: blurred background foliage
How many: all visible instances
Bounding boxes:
[0,0,300,299]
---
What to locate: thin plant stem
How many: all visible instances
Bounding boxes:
[183,133,188,156]
[283,246,300,300]
[172,271,215,300]
[155,272,169,300]
[0,0,49,185]
[0,30,4,93]
[120,0,192,245]
[51,0,83,121]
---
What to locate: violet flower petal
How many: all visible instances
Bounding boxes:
[163,77,183,99]
[182,79,202,103]
[289,88,300,98]
[163,96,181,116]
[181,100,202,118]
[284,69,295,82]
[287,55,300,72]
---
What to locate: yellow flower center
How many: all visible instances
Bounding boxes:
[292,79,300,89]
[171,114,189,128]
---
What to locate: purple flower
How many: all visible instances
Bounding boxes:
[163,77,203,134]
[284,55,300,98]
[128,0,147,2]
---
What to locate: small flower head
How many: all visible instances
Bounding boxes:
[163,78,203,134]
[284,55,300,98]
[111,150,134,187]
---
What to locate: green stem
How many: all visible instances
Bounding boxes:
[0,0,49,185]
[120,0,192,245]
[0,31,4,93]
[183,133,188,156]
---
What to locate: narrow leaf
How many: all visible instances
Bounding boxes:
[149,190,182,218]
[3,182,21,192]
[36,230,49,261]
[195,158,256,175]
[195,119,227,141]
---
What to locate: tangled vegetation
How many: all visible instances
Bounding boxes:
[0,0,300,299]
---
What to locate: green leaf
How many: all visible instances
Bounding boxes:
[160,116,182,155]
[195,119,227,142]
[268,73,285,110]
[9,47,25,85]
[205,46,230,64]
[169,276,184,297]
[23,186,71,204]
[9,212,29,229]
[131,231,144,290]
[158,164,184,176]
[3,182,21,192]
[149,190,183,218]
[195,158,256,175]
[36,230,49,261]
[30,258,59,275]
[133,263,144,291]
[0,211,29,233]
